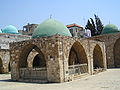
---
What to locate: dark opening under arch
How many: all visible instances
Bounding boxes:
[93,44,104,69]
[33,54,46,68]
[114,38,120,68]
[68,41,88,65]
[0,58,3,73]
[68,41,88,75]
[8,62,11,72]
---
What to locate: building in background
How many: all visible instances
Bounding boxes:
[66,24,85,37]
[19,23,38,36]
[20,23,89,38]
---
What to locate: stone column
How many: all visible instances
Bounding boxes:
[46,41,65,83]
[88,41,94,75]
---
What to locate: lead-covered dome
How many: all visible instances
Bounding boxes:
[32,19,72,38]
[2,25,19,34]
[101,24,120,34]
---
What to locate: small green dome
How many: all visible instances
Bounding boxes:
[0,29,2,33]
[32,19,72,38]
[2,25,19,34]
[101,24,120,34]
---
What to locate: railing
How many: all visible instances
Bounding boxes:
[68,63,88,75]
[19,67,47,80]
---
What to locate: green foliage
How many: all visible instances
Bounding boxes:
[85,14,104,36]
[94,14,104,35]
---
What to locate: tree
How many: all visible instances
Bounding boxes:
[85,19,96,36]
[85,14,104,36]
[85,19,94,36]
[90,18,96,35]
[94,14,104,35]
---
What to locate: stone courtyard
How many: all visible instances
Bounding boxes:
[0,69,120,90]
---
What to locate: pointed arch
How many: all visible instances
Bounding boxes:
[114,38,120,67]
[68,41,88,75]
[19,44,47,81]
[19,44,46,68]
[68,41,88,65]
[93,44,104,69]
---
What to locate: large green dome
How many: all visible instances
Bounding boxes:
[2,25,19,34]
[32,19,72,38]
[101,24,120,34]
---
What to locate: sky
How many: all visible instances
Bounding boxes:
[0,0,120,30]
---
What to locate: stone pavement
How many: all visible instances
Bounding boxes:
[0,69,120,90]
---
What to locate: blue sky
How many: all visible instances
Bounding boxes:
[0,0,120,30]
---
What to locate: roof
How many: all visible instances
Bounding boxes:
[2,25,19,34]
[32,19,72,38]
[101,24,120,34]
[66,24,81,28]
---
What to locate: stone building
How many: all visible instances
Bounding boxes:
[89,24,120,68]
[21,23,38,35]
[0,25,31,73]
[10,19,107,83]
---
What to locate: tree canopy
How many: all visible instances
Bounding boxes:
[85,14,104,36]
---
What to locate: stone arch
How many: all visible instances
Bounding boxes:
[93,44,104,69]
[27,50,39,68]
[19,44,47,81]
[68,41,88,65]
[0,58,3,73]
[114,38,120,67]
[19,44,46,68]
[68,41,88,75]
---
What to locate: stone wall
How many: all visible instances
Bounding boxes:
[0,49,10,73]
[56,36,106,81]
[88,32,120,68]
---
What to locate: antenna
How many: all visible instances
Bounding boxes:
[83,18,85,26]
[109,20,110,24]
[50,14,52,19]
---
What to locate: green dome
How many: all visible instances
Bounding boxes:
[101,24,120,34]
[32,19,72,38]
[2,25,19,34]
[0,29,2,33]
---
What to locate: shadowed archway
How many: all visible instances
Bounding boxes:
[19,44,46,68]
[33,54,46,68]
[68,41,88,65]
[8,62,11,72]
[19,44,47,81]
[114,38,120,68]
[93,44,104,69]
[68,41,88,75]
[0,58,3,73]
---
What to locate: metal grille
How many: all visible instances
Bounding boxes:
[69,63,88,75]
